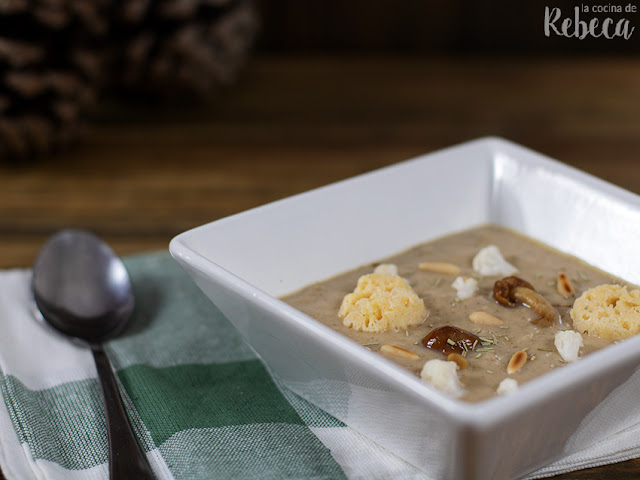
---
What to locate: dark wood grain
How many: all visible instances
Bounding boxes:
[1,54,640,478]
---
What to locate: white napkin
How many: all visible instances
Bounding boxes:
[1,262,640,480]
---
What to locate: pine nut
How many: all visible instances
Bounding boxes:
[469,311,504,326]
[418,262,461,275]
[557,272,575,297]
[380,344,419,360]
[507,350,528,374]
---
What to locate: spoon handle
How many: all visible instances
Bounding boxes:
[91,344,156,479]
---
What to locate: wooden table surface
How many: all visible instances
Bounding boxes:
[2,53,640,478]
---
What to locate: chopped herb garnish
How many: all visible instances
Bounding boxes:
[486,370,494,374]
[499,325,509,329]
[530,355,536,361]
[446,338,456,346]
[475,353,482,358]
[538,348,553,352]
[362,343,379,347]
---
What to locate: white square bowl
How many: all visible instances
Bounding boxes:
[170,137,640,480]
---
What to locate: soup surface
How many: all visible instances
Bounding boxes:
[282,225,623,402]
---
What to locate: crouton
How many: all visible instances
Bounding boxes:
[571,284,640,341]
[420,359,466,397]
[451,276,478,300]
[554,330,583,362]
[339,271,428,333]
[472,245,518,277]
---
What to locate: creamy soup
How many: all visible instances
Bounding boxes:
[281,225,626,402]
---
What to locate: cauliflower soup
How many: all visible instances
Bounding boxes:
[282,225,640,402]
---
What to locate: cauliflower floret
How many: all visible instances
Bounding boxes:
[497,378,519,395]
[571,284,640,341]
[451,276,478,300]
[373,263,398,275]
[339,272,428,333]
[420,359,466,398]
[554,330,583,363]
[472,245,518,277]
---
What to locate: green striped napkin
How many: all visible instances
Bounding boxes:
[0,251,639,479]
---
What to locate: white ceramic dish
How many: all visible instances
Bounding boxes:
[170,137,640,479]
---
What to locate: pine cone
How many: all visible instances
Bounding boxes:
[0,0,109,161]
[109,0,259,100]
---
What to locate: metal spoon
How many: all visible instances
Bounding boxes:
[31,229,155,479]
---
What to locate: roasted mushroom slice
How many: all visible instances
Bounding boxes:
[493,276,560,327]
[494,276,535,306]
[422,325,481,355]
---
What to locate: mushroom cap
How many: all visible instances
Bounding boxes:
[493,276,535,306]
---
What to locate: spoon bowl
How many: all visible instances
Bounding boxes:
[32,229,134,342]
[32,229,155,479]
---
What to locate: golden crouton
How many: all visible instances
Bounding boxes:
[339,272,428,333]
[571,284,640,341]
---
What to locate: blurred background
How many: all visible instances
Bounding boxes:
[1,0,640,271]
